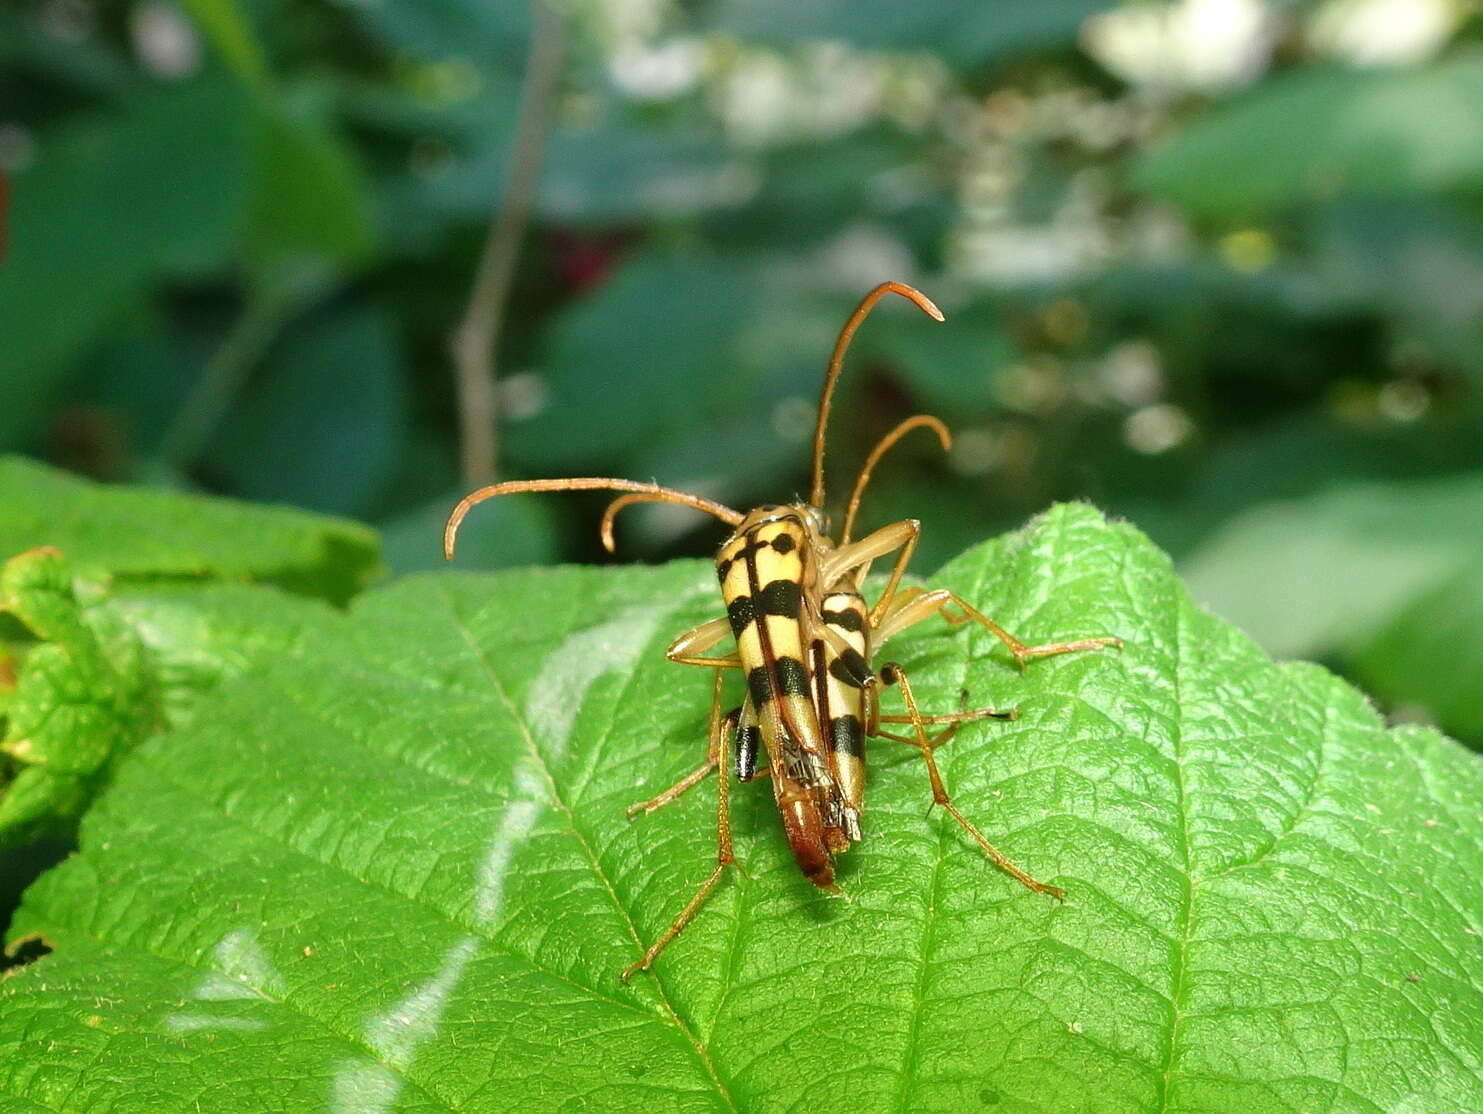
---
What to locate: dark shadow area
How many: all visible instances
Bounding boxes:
[0,839,69,970]
[2,932,53,974]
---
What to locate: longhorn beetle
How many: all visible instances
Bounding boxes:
[444,281,1122,981]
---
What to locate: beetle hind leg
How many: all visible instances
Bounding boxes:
[875,661,1065,900]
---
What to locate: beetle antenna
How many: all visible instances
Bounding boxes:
[599,492,712,553]
[809,281,944,510]
[445,478,744,561]
[840,415,951,545]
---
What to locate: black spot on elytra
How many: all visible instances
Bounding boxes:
[757,578,801,619]
[728,579,802,635]
[774,655,809,697]
[749,658,811,704]
[727,594,756,637]
[829,715,865,758]
[829,647,872,687]
[735,724,762,780]
[821,607,864,633]
[747,666,772,708]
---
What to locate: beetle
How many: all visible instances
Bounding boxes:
[444,281,1121,980]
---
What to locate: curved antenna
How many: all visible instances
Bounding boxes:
[444,478,743,561]
[810,281,944,509]
[840,415,952,546]
[597,493,672,554]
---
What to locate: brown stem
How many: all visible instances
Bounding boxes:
[450,0,566,486]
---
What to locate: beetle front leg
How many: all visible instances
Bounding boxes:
[818,518,922,628]
[666,616,740,669]
[874,587,1122,672]
[626,670,738,818]
[622,671,743,982]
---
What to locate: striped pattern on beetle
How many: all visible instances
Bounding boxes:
[442,280,1124,982]
[717,505,847,886]
[812,586,870,842]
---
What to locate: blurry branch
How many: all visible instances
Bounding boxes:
[155,282,295,474]
[451,0,566,487]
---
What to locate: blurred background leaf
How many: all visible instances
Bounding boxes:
[1135,49,1483,215]
[205,303,408,517]
[2,0,1481,751]
[0,78,252,447]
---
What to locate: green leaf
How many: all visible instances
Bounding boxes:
[1312,199,1483,379]
[1355,565,1483,740]
[176,0,269,88]
[3,505,1480,1111]
[0,549,158,847]
[244,104,378,275]
[699,127,946,253]
[101,581,345,730]
[339,0,529,62]
[1181,471,1483,659]
[1135,51,1483,217]
[509,254,828,477]
[379,492,559,576]
[514,255,765,466]
[1180,471,1483,743]
[510,252,908,495]
[0,80,253,448]
[0,548,338,848]
[0,456,382,603]
[541,126,751,225]
[864,300,1019,419]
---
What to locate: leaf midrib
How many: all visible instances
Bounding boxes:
[1155,595,1194,1114]
[101,745,673,1113]
[889,541,995,1112]
[435,582,742,1114]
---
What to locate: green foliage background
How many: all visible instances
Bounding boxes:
[4,0,1482,745]
[3,0,1483,1106]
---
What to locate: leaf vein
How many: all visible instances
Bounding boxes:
[433,583,741,1114]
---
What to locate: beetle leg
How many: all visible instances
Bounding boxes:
[876,706,1017,726]
[625,752,722,820]
[627,671,741,819]
[622,671,743,981]
[818,518,921,628]
[874,724,961,750]
[873,587,1122,672]
[666,616,740,669]
[876,661,1064,900]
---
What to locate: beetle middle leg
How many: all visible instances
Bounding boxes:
[873,699,1014,761]
[872,661,1065,899]
[622,671,744,982]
